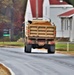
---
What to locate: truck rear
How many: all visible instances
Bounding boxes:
[25,20,56,53]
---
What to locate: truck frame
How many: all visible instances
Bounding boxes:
[25,20,56,53]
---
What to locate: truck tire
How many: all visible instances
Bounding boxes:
[25,44,32,53]
[48,45,55,54]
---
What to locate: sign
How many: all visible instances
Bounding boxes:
[3,34,10,36]
[3,29,10,36]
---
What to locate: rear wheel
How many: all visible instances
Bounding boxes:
[25,44,32,53]
[48,45,55,54]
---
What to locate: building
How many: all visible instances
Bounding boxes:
[58,8,74,41]
[50,0,73,37]
[25,0,73,39]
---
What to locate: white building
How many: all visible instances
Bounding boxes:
[25,0,73,41]
[58,8,74,41]
[49,0,73,37]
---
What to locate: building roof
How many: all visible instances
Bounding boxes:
[29,0,69,18]
[50,0,67,5]
[30,0,43,18]
[58,9,74,17]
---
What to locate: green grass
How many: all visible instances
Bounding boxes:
[0,42,74,51]
[56,42,74,51]
[0,42,24,47]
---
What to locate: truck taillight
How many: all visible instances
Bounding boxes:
[48,41,55,45]
[27,40,32,44]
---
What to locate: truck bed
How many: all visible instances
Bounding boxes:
[26,21,56,39]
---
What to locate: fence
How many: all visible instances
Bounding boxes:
[56,42,74,51]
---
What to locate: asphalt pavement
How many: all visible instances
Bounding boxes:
[0,47,74,75]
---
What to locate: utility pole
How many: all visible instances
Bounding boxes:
[36,0,38,19]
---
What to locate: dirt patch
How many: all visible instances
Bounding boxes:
[0,63,11,75]
[56,51,74,56]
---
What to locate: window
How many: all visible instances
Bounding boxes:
[69,17,72,30]
[63,18,72,30]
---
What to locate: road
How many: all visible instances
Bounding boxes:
[0,47,74,75]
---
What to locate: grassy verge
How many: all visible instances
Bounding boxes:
[56,42,74,51]
[56,51,74,56]
[56,42,74,55]
[0,42,24,47]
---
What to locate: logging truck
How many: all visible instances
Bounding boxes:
[25,20,56,53]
